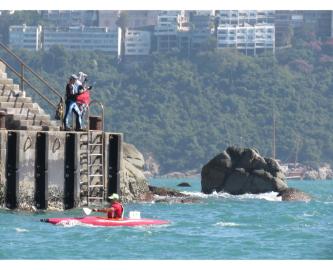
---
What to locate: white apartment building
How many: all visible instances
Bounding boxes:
[155,10,189,35]
[154,11,189,53]
[217,24,275,56]
[218,10,275,25]
[43,26,118,53]
[9,25,42,51]
[125,29,151,55]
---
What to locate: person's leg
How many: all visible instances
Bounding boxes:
[72,103,82,130]
[63,101,75,129]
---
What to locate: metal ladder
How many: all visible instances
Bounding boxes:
[83,100,105,206]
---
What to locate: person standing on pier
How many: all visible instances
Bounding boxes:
[63,74,83,131]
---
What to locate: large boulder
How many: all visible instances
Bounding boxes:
[201,146,288,195]
[120,143,150,202]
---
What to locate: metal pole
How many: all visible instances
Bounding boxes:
[20,63,24,92]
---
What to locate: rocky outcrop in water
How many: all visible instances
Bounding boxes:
[201,146,288,195]
[148,186,201,203]
[278,188,312,202]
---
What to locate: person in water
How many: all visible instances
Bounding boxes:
[92,193,124,219]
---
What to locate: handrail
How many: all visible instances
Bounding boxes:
[0,42,63,112]
[0,57,57,109]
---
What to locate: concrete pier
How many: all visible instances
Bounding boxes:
[0,129,123,210]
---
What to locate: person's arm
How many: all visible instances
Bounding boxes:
[93,207,114,214]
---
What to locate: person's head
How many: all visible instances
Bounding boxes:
[108,193,120,202]
[78,71,87,83]
[69,74,78,83]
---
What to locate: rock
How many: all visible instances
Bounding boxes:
[278,188,312,202]
[123,143,144,169]
[144,153,160,176]
[148,185,202,204]
[120,143,150,202]
[148,185,185,197]
[177,182,191,187]
[201,146,288,195]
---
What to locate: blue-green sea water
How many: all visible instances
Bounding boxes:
[0,178,332,259]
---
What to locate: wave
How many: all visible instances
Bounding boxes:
[15,227,29,233]
[214,221,241,227]
[56,220,94,228]
[181,191,282,201]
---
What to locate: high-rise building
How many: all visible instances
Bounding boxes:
[41,10,99,27]
[124,29,151,56]
[189,10,214,51]
[275,10,333,47]
[217,24,275,56]
[9,24,42,51]
[217,10,275,26]
[43,26,118,53]
[98,11,120,30]
[154,11,189,53]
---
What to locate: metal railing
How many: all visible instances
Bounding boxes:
[0,42,63,112]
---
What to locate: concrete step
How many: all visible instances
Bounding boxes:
[0,61,5,72]
[8,113,51,122]
[0,96,32,103]
[0,72,7,79]
[12,119,53,126]
[19,124,61,131]
[1,107,41,115]
[0,101,36,109]
[0,85,21,92]
[0,78,13,84]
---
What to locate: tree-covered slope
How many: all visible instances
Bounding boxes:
[3,35,333,173]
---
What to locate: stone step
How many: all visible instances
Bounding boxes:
[1,107,41,115]
[0,96,32,103]
[19,124,61,131]
[8,113,51,122]
[0,101,37,109]
[0,84,21,92]
[0,78,13,84]
[0,61,5,72]
[12,119,52,126]
[0,72,7,79]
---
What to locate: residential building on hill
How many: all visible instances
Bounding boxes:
[124,29,151,56]
[43,26,118,53]
[154,11,189,53]
[9,24,42,51]
[217,23,275,56]
[217,10,275,26]
[41,10,98,27]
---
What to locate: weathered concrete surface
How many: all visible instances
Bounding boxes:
[0,130,6,206]
[47,132,67,210]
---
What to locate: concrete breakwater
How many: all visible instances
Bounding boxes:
[0,129,122,210]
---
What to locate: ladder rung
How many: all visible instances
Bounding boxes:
[89,143,103,146]
[89,174,103,177]
[89,164,103,167]
[89,153,102,156]
[88,185,104,188]
[88,197,104,200]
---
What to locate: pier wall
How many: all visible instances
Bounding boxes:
[0,130,122,210]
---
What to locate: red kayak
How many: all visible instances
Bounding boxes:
[41,216,169,227]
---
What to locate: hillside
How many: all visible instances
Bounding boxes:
[2,33,333,174]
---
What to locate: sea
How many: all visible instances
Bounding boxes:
[0,177,332,262]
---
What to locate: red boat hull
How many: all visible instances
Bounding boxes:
[42,216,169,227]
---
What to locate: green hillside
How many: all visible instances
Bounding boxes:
[2,31,333,174]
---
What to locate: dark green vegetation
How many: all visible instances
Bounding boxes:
[2,26,333,173]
